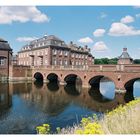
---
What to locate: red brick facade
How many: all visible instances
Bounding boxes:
[18,35,94,67]
[0,38,12,81]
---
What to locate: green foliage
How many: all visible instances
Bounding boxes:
[94,58,140,64]
[36,124,50,134]
[56,127,61,134]
[134,59,140,64]
[94,58,118,64]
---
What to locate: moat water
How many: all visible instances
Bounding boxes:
[0,79,140,134]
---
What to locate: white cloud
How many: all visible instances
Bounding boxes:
[120,15,134,24]
[93,41,108,52]
[78,37,93,44]
[0,6,49,24]
[136,13,140,18]
[108,22,140,36]
[93,29,106,37]
[16,37,38,42]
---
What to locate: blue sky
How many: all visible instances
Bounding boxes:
[1,6,140,58]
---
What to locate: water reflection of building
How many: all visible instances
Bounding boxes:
[19,82,134,114]
[0,81,135,118]
[0,83,12,110]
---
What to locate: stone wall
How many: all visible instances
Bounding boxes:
[9,65,32,81]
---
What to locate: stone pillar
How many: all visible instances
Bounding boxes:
[82,80,91,88]
[114,92,125,105]
[115,87,126,94]
[115,76,126,94]
[59,80,67,86]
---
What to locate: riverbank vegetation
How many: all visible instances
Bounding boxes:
[36,99,140,134]
[94,58,140,64]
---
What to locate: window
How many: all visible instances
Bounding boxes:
[40,57,43,65]
[60,50,63,55]
[72,53,74,57]
[54,59,57,65]
[59,59,62,65]
[53,49,57,55]
[31,56,34,66]
[72,61,74,65]
[45,50,48,55]
[0,57,6,66]
[64,51,68,56]
[45,60,48,64]
[64,60,67,66]
[53,58,57,65]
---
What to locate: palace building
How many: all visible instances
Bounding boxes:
[0,38,12,80]
[18,35,94,67]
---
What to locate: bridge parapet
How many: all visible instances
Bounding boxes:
[31,64,140,72]
[123,64,140,72]
[31,65,89,71]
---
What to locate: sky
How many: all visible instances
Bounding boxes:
[1,6,140,59]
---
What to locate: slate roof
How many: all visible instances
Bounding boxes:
[118,50,132,59]
[0,38,12,51]
[45,35,63,42]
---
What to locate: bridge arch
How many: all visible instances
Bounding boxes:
[124,77,140,90]
[47,73,59,83]
[64,74,82,85]
[123,77,140,102]
[89,75,115,87]
[88,75,115,97]
[89,75,104,88]
[34,72,44,81]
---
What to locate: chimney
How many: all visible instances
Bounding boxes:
[123,48,127,52]
[44,33,47,37]
[84,45,88,49]
[70,41,73,45]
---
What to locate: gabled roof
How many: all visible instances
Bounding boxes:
[0,38,12,51]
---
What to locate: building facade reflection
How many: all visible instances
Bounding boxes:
[0,81,135,116]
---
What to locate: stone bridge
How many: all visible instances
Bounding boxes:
[30,64,140,94]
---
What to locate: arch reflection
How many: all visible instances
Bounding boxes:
[47,82,59,92]
[88,86,112,103]
[0,83,12,111]
[64,84,81,96]
[34,80,43,89]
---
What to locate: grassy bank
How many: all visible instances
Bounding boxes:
[36,99,140,134]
